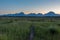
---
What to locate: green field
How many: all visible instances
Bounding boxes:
[0,17,60,40]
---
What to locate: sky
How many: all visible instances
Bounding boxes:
[0,0,60,14]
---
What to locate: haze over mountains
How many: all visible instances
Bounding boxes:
[0,11,60,17]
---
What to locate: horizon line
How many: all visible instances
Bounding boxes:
[0,11,60,15]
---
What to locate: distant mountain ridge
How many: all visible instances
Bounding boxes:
[0,11,60,17]
[44,11,60,16]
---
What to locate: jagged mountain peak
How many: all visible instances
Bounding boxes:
[44,11,57,16]
[15,12,25,15]
[47,11,55,14]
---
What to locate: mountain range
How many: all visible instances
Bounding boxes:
[0,11,60,17]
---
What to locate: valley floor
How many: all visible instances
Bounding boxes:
[0,17,60,40]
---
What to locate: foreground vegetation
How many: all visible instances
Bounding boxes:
[0,17,60,40]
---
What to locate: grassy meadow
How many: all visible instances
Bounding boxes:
[0,17,60,40]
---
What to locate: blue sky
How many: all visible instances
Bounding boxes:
[0,0,60,14]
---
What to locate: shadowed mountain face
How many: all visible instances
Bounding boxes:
[0,11,60,17]
[36,13,43,16]
[27,13,36,16]
[14,12,26,16]
[44,11,58,16]
[27,13,43,16]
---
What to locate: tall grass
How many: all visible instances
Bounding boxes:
[0,17,60,40]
